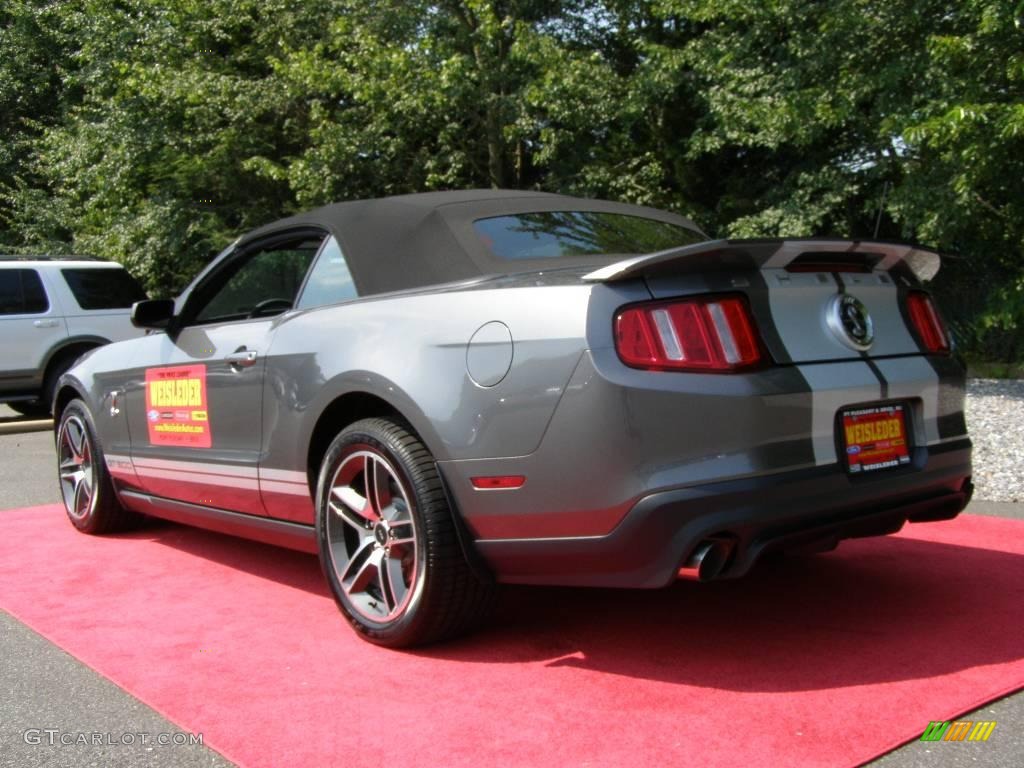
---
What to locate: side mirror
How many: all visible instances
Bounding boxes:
[131,299,175,329]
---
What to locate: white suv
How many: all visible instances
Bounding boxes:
[0,257,148,415]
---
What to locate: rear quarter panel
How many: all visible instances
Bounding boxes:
[259,283,610,518]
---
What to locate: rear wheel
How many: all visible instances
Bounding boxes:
[316,417,495,647]
[57,399,138,534]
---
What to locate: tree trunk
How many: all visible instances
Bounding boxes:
[485,98,506,188]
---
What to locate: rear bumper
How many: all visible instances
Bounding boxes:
[474,439,972,588]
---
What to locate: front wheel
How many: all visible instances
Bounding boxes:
[56,399,139,534]
[316,417,495,647]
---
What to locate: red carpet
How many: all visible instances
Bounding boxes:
[0,505,1022,768]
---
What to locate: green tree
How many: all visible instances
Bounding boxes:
[5,0,342,292]
[640,0,1024,357]
[1,0,1021,360]
[0,0,80,249]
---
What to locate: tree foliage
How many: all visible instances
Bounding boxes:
[1,0,1021,359]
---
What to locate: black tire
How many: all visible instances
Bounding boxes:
[7,401,49,418]
[56,398,139,534]
[315,417,496,647]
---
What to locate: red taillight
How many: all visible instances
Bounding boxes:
[906,291,950,354]
[614,296,764,372]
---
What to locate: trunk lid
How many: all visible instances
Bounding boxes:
[585,238,941,365]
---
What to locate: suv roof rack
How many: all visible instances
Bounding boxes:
[0,255,107,262]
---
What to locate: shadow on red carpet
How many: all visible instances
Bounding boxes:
[149,517,1024,692]
[0,505,1021,768]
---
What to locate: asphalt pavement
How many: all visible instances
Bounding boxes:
[0,405,1020,767]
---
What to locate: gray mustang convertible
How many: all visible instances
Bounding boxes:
[53,190,972,646]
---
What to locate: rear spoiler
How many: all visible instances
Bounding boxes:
[582,238,941,283]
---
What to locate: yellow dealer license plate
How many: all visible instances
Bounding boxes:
[841,404,911,474]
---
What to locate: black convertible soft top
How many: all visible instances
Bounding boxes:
[239,190,706,295]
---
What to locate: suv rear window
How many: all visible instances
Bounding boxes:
[0,269,49,315]
[61,268,147,310]
[473,211,704,260]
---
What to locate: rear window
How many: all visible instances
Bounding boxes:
[61,267,147,310]
[0,269,49,315]
[473,211,705,260]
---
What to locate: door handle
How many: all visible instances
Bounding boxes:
[107,389,124,417]
[226,349,258,369]
[33,319,59,328]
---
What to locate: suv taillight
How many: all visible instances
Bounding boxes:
[906,291,950,354]
[614,295,764,372]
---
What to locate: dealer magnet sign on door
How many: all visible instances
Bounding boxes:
[144,365,212,448]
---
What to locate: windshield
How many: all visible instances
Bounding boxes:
[473,211,704,260]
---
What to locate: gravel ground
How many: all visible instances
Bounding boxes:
[966,378,1024,503]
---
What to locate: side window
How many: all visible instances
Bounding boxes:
[61,267,147,309]
[0,269,49,315]
[191,235,324,324]
[295,236,358,310]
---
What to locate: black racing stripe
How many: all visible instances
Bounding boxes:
[864,358,890,399]
[761,366,817,468]
[747,268,816,466]
[746,269,794,365]
[834,273,889,398]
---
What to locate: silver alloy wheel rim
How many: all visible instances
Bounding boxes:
[325,449,419,623]
[58,415,95,520]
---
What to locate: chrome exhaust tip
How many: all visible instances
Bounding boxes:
[678,539,733,582]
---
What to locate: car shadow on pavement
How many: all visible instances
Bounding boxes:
[134,517,1024,693]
